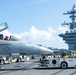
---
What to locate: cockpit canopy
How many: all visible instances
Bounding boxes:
[0,34,19,41]
[0,22,8,32]
[0,22,19,41]
[10,35,19,41]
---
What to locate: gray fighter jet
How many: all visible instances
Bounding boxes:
[0,22,53,55]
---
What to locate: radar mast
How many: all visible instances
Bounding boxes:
[62,4,76,32]
[59,5,76,51]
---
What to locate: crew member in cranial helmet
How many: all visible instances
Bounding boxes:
[61,50,66,58]
[4,36,9,41]
[69,51,73,58]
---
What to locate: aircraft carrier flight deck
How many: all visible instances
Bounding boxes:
[0,59,76,75]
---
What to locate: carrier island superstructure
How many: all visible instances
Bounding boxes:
[59,5,76,51]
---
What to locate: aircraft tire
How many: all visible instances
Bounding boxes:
[0,59,4,65]
[16,58,21,62]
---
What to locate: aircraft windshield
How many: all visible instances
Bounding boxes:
[10,35,19,41]
[0,22,8,32]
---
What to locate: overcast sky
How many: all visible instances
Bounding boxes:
[0,0,76,49]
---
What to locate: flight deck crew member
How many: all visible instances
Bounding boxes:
[61,50,66,58]
[69,51,73,58]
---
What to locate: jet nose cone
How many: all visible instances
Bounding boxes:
[43,48,53,54]
[39,47,54,54]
